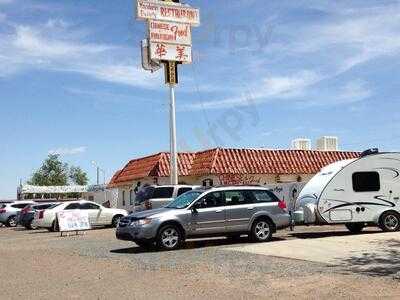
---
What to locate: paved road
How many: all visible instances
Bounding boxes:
[0,226,399,299]
[228,229,400,278]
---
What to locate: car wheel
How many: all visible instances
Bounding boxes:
[111,215,123,228]
[251,219,273,242]
[379,211,400,232]
[28,220,38,230]
[6,216,17,227]
[51,220,59,232]
[156,225,182,251]
[345,223,364,234]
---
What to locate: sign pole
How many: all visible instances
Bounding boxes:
[169,83,178,185]
[137,0,200,185]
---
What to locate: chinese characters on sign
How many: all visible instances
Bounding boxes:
[150,42,192,63]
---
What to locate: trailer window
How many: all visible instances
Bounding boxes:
[352,172,380,192]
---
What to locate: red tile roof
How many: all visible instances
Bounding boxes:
[108,152,195,187]
[190,148,360,175]
[108,148,360,187]
[109,170,122,185]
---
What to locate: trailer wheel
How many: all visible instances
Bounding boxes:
[345,223,364,234]
[379,211,400,232]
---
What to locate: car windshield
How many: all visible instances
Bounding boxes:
[166,191,202,209]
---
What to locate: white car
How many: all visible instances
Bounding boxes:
[34,200,128,231]
[135,185,202,211]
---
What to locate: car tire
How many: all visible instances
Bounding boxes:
[345,223,364,234]
[156,225,182,251]
[51,220,59,232]
[250,218,273,242]
[111,215,123,228]
[6,216,17,227]
[28,220,38,230]
[379,211,400,232]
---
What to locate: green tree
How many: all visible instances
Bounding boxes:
[69,166,89,186]
[28,154,69,186]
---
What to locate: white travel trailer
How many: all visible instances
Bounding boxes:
[294,149,400,233]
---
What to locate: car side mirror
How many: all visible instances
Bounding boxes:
[191,202,201,213]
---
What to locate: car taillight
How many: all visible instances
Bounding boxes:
[0,209,6,214]
[145,200,152,210]
[21,207,31,214]
[278,200,287,210]
[38,210,44,219]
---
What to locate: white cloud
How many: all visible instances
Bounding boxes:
[48,146,87,156]
[182,70,322,110]
[292,4,400,74]
[300,79,372,107]
[183,4,398,111]
[0,21,160,88]
[12,26,112,58]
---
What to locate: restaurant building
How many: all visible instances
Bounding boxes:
[108,147,360,210]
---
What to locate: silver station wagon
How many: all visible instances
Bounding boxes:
[116,186,290,250]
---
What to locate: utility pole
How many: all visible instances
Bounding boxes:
[92,161,105,185]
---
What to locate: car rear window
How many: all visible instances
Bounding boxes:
[11,203,30,209]
[33,204,54,210]
[252,190,279,203]
[152,187,174,199]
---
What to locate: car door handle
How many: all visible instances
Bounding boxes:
[247,207,255,210]
[215,210,223,213]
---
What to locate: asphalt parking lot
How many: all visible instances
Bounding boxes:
[1,226,399,299]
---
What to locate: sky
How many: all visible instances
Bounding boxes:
[1,0,400,198]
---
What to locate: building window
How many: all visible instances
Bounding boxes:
[202,178,214,187]
[129,190,134,205]
[352,172,380,192]
[122,190,126,206]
